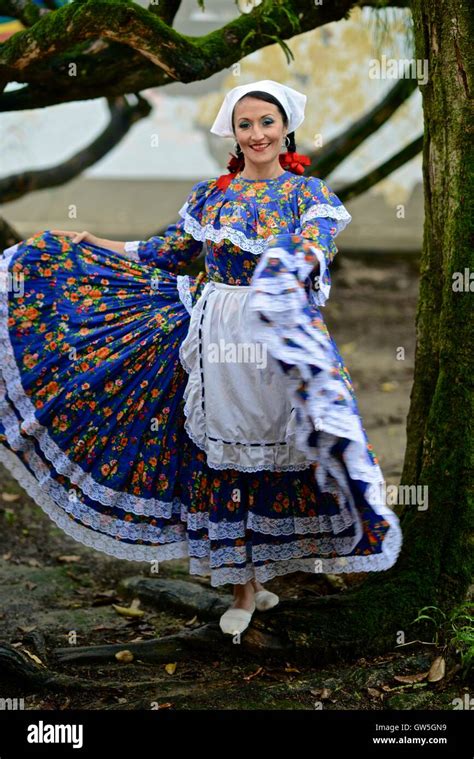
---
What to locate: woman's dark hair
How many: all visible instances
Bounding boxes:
[231,90,297,164]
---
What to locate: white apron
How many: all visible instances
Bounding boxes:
[178,280,315,472]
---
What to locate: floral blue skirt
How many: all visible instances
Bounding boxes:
[0,231,402,586]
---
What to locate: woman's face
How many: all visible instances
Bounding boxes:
[233,97,287,171]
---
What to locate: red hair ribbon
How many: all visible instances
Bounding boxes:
[216,150,311,192]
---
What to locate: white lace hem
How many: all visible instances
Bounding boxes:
[190,543,402,587]
[0,245,186,517]
[247,247,403,571]
[123,241,140,259]
[0,385,359,546]
[300,203,352,236]
[178,209,271,256]
[0,328,354,546]
[176,274,193,315]
[178,199,351,257]
[0,444,189,563]
[0,442,404,584]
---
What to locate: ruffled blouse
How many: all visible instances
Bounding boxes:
[124,170,352,307]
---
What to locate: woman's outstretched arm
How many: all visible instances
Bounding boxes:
[50,229,126,254]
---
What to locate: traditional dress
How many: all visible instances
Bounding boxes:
[0,169,402,586]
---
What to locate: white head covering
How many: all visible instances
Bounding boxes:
[210,79,306,138]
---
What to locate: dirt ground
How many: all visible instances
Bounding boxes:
[0,254,469,710]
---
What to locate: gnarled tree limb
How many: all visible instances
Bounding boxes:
[0,0,411,111]
[0,93,151,203]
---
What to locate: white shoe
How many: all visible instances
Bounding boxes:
[254,589,280,611]
[219,600,256,635]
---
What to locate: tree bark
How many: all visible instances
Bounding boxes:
[398,0,473,607]
[0,0,411,111]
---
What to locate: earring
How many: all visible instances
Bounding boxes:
[234,142,242,154]
[283,135,290,148]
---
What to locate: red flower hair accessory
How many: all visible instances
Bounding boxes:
[279,151,311,174]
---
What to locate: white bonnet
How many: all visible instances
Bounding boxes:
[210,79,306,138]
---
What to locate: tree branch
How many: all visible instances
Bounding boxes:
[337,134,423,201]
[310,73,418,178]
[0,0,410,111]
[0,94,151,203]
[0,215,21,247]
[0,0,45,26]
[0,0,197,80]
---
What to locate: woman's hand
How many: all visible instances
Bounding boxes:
[49,230,126,255]
[50,229,99,245]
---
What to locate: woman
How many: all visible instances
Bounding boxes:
[0,80,402,636]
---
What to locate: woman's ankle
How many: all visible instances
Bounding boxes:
[233,580,254,597]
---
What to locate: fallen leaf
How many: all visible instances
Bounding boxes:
[244,666,264,681]
[394,671,429,684]
[18,625,37,634]
[112,604,145,618]
[367,687,383,698]
[1,492,20,502]
[325,574,347,590]
[427,656,445,682]
[22,649,45,667]
[164,662,177,675]
[185,615,198,626]
[115,650,134,663]
[26,558,42,567]
[56,555,81,563]
[2,552,12,560]
[93,590,117,599]
[380,381,398,392]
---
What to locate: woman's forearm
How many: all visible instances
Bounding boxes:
[93,237,127,254]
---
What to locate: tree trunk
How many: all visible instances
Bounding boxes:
[230,0,473,661]
[398,0,473,609]
[0,216,21,249]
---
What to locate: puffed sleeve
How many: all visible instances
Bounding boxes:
[122,180,211,274]
[294,175,352,307]
[250,175,351,310]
